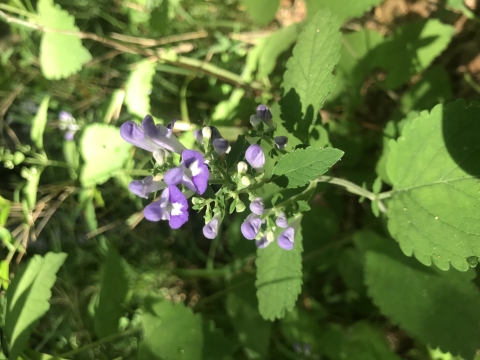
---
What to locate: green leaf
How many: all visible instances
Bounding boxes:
[211,88,245,122]
[202,320,235,360]
[365,245,480,359]
[0,195,11,227]
[138,297,203,360]
[22,349,67,360]
[279,10,341,143]
[124,60,156,118]
[306,0,384,23]
[0,261,9,290]
[272,147,344,188]
[227,277,271,358]
[447,0,477,19]
[38,0,92,79]
[256,225,303,320]
[5,252,67,360]
[370,19,454,89]
[22,167,43,210]
[30,96,50,149]
[240,0,279,25]
[94,246,129,338]
[387,101,480,271]
[80,124,131,187]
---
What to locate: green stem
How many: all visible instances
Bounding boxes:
[316,176,392,200]
[0,4,36,19]
[180,75,193,123]
[206,229,220,270]
[58,327,142,358]
[23,158,69,168]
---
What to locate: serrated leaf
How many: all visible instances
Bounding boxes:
[306,0,384,23]
[279,9,341,142]
[365,246,480,359]
[240,0,279,25]
[124,60,156,118]
[38,0,92,79]
[256,225,303,320]
[387,100,480,271]
[5,252,67,360]
[138,297,203,360]
[80,124,131,187]
[272,147,344,188]
[94,246,129,338]
[30,96,49,149]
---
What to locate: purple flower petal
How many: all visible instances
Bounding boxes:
[167,185,189,229]
[140,115,186,154]
[278,227,295,250]
[245,144,265,170]
[213,138,229,155]
[193,129,203,144]
[129,176,166,198]
[203,217,220,239]
[250,197,264,215]
[144,188,170,221]
[182,150,209,195]
[64,130,75,141]
[164,167,184,186]
[274,136,288,151]
[256,104,272,121]
[120,121,158,152]
[276,212,288,228]
[241,214,262,240]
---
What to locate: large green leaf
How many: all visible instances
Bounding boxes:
[94,246,129,338]
[5,252,67,360]
[279,9,341,142]
[306,0,384,23]
[240,0,279,25]
[80,124,131,187]
[30,96,50,149]
[138,298,203,360]
[387,100,480,271]
[124,60,156,118]
[256,225,303,320]
[272,147,344,188]
[365,244,480,359]
[38,0,92,79]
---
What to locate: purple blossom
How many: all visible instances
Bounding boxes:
[276,212,288,228]
[274,136,288,151]
[213,138,229,155]
[129,176,167,198]
[203,216,221,239]
[59,111,74,122]
[278,227,295,250]
[120,115,186,154]
[64,130,75,141]
[144,185,189,229]
[250,197,264,215]
[256,104,272,121]
[245,144,265,171]
[164,150,210,195]
[241,214,262,240]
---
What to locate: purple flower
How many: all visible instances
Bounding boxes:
[250,197,264,215]
[245,144,265,171]
[129,176,167,198]
[276,212,288,228]
[256,104,272,121]
[193,129,203,144]
[59,111,74,122]
[144,185,189,229]
[120,115,186,154]
[64,130,75,141]
[203,216,221,239]
[164,150,210,195]
[256,235,271,249]
[278,227,295,250]
[274,136,288,151]
[241,213,262,240]
[213,138,229,155]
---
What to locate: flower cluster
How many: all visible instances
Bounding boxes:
[59,111,80,141]
[121,104,300,251]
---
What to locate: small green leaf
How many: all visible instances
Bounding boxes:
[23,167,43,210]
[297,200,311,212]
[38,0,92,79]
[256,225,303,320]
[30,96,50,149]
[138,297,203,360]
[272,147,344,188]
[94,246,129,338]
[0,261,9,290]
[280,9,341,142]
[125,60,156,118]
[306,0,384,23]
[240,0,279,25]
[5,252,67,360]
[80,124,131,187]
[365,245,480,359]
[387,101,480,271]
[211,88,245,123]
[0,195,11,227]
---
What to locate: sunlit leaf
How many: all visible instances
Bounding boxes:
[125,60,156,118]
[240,0,279,25]
[30,96,50,149]
[306,0,384,23]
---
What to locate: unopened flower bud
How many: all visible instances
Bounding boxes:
[202,126,212,139]
[237,161,248,174]
[236,200,246,213]
[276,212,288,228]
[274,136,288,151]
[245,144,265,171]
[241,176,251,187]
[250,197,264,215]
[203,215,221,239]
[153,148,167,165]
[213,138,229,155]
[193,129,203,144]
[256,104,272,121]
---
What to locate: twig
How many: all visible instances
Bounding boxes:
[110,30,208,47]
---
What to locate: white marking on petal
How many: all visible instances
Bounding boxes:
[170,202,184,216]
[189,159,203,177]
